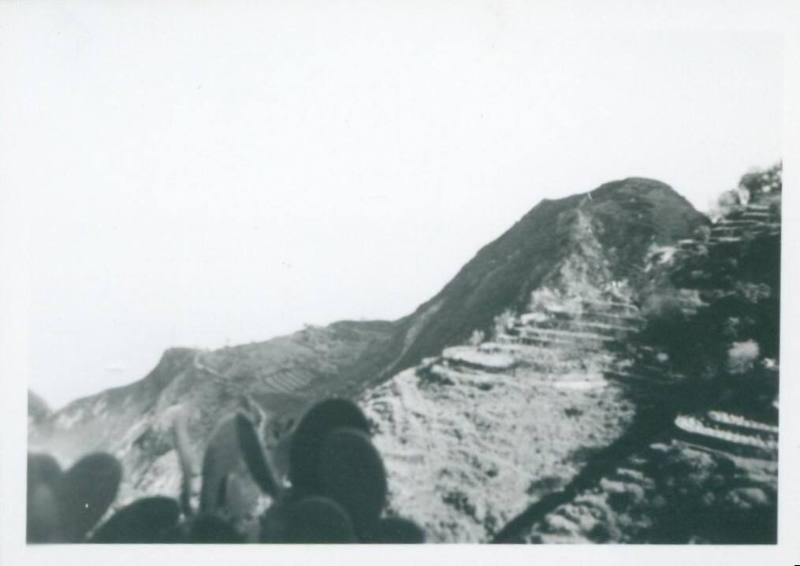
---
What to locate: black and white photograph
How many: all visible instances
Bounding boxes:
[1,1,799,563]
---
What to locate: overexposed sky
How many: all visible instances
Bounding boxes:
[1,2,783,408]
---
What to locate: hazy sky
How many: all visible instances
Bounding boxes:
[2,3,783,409]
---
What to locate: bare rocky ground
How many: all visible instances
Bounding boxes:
[496,182,781,544]
[362,176,781,543]
[362,286,643,542]
[513,435,777,544]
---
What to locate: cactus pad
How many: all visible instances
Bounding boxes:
[90,496,180,543]
[220,473,254,521]
[190,514,244,543]
[56,452,122,541]
[366,517,426,543]
[27,453,62,493]
[200,416,242,513]
[27,483,61,543]
[172,410,200,516]
[235,413,281,498]
[289,398,370,493]
[317,427,387,535]
[285,496,356,543]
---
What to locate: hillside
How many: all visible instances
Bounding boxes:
[28,320,396,504]
[362,290,643,541]
[28,176,708,513]
[371,178,707,384]
[357,171,779,542]
[357,189,688,540]
[504,166,781,544]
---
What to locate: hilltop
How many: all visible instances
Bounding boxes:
[366,178,706,383]
[357,166,780,542]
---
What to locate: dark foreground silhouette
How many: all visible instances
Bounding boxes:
[27,398,425,544]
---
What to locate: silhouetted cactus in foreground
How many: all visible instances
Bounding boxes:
[28,397,425,544]
[172,409,200,517]
[27,452,122,542]
[183,412,263,542]
[288,398,370,494]
[366,517,427,543]
[59,453,122,541]
[189,513,245,543]
[90,497,180,543]
[317,427,387,535]
[284,496,357,543]
[235,413,282,498]
[253,398,422,543]
[200,416,245,514]
[27,454,62,542]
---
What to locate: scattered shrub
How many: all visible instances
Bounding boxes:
[727,340,759,374]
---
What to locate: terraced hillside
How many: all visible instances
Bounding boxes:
[28,320,396,505]
[30,177,705,510]
[353,177,713,542]
[362,166,781,543]
[511,404,779,544]
[498,164,781,544]
[362,278,669,542]
[371,178,707,385]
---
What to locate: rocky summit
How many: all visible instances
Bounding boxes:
[28,167,780,543]
[358,180,705,541]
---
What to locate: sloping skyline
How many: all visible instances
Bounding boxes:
[3,4,782,408]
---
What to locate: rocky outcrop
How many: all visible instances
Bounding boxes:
[499,165,781,544]
[353,181,711,542]
[361,278,665,542]
[375,179,707,382]
[514,433,777,544]
[674,411,777,458]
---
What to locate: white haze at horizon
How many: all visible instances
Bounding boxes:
[2,3,782,408]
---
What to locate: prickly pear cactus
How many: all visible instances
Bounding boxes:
[284,496,357,543]
[221,473,254,521]
[200,416,244,513]
[366,517,426,543]
[289,398,370,494]
[27,453,64,542]
[172,410,200,516]
[56,452,122,542]
[27,453,61,491]
[90,496,180,543]
[235,413,282,498]
[27,482,62,542]
[317,427,387,535]
[189,514,244,544]
[27,399,427,544]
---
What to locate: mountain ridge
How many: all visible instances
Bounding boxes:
[356,171,779,542]
[28,176,708,506]
[371,177,708,382]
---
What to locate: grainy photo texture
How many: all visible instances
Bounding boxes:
[7,2,785,547]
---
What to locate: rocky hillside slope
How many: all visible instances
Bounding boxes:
[497,164,782,544]
[359,168,780,543]
[357,180,711,541]
[373,178,707,384]
[28,320,395,505]
[362,287,642,541]
[28,176,708,515]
